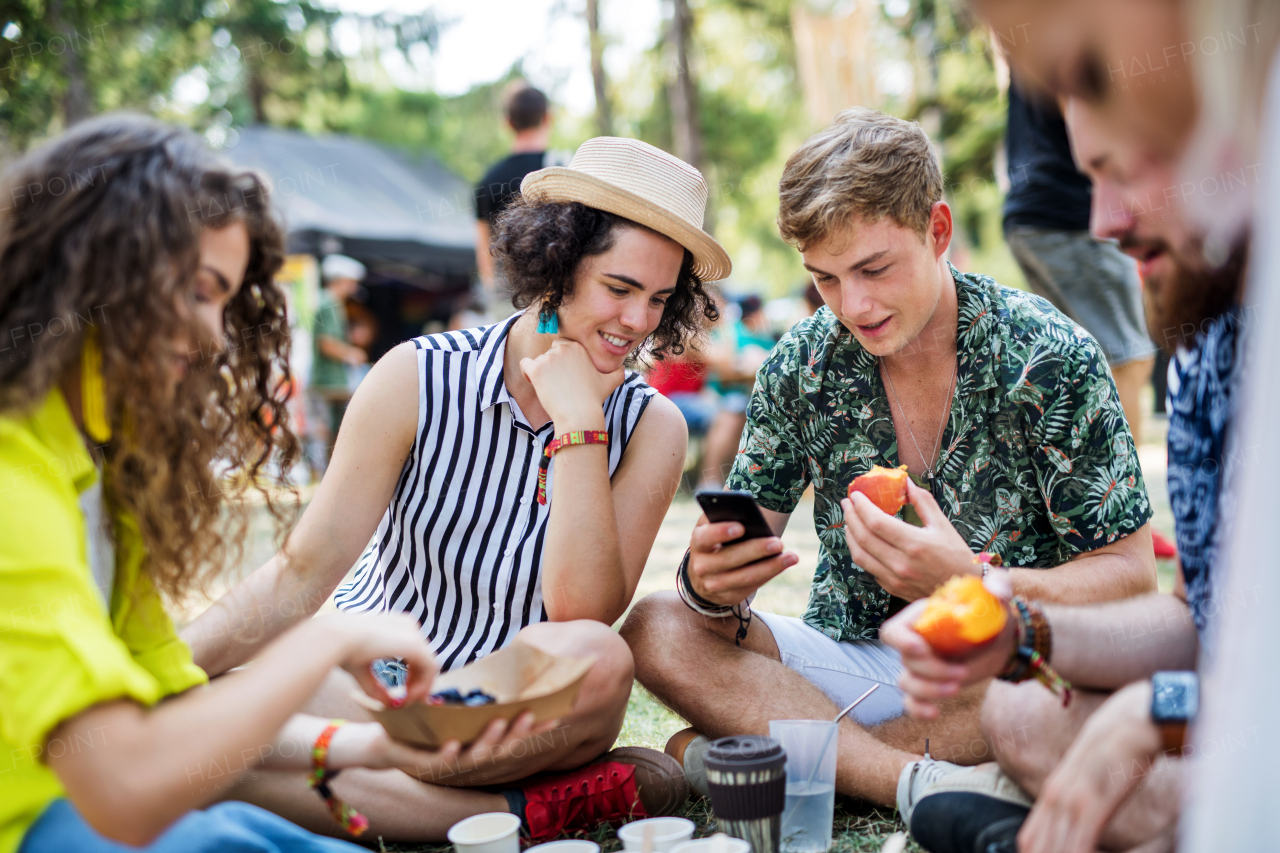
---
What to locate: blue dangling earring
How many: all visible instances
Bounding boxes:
[536,303,559,334]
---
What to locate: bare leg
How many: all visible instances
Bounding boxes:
[1111,356,1155,443]
[698,411,746,488]
[984,680,1109,794]
[621,592,988,806]
[983,680,1180,851]
[221,620,633,843]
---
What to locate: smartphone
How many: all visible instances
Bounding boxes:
[695,490,776,545]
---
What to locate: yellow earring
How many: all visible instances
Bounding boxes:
[80,329,111,444]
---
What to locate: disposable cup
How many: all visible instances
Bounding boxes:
[618,816,697,852]
[526,841,601,853]
[670,833,753,853]
[769,721,837,853]
[447,812,521,853]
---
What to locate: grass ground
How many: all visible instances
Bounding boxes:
[376,682,913,853]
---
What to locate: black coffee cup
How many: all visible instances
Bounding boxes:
[704,735,787,853]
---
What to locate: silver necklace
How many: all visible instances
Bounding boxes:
[880,355,958,481]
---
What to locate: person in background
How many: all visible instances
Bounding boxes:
[472,82,554,317]
[696,294,777,489]
[308,254,368,469]
[647,345,715,439]
[1002,78,1175,562]
[803,281,824,316]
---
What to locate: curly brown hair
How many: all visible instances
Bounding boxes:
[0,114,297,604]
[491,197,718,360]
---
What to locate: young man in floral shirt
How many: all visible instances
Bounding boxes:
[621,108,1157,807]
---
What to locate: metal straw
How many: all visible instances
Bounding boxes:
[803,684,879,788]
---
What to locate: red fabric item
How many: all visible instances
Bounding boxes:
[1152,529,1178,560]
[523,760,649,841]
[648,358,707,396]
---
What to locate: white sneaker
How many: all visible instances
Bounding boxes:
[895,755,964,826]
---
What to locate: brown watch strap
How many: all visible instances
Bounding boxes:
[1159,719,1188,754]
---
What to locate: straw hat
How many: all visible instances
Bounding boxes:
[520,137,732,282]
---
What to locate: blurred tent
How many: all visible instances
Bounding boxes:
[225,126,477,359]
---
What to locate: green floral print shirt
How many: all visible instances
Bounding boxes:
[725,266,1152,641]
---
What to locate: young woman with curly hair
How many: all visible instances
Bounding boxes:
[0,115,534,853]
[182,137,728,843]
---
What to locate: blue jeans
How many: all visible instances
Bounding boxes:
[20,799,366,853]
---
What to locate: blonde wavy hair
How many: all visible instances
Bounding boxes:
[777,107,944,251]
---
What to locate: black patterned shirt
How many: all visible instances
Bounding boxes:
[726,266,1152,640]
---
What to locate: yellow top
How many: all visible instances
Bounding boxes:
[0,390,208,853]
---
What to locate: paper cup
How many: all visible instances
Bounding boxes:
[618,817,697,852]
[526,841,602,853]
[447,812,521,853]
[670,833,753,853]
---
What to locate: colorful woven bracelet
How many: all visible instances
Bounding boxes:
[309,720,370,837]
[537,430,609,505]
[972,551,1002,579]
[998,598,1072,707]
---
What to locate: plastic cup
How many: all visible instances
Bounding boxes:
[769,721,837,853]
[618,817,697,852]
[527,841,602,853]
[670,833,753,853]
[447,812,521,853]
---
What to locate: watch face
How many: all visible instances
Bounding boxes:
[1152,672,1199,723]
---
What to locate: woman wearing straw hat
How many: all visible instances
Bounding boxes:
[182,138,729,842]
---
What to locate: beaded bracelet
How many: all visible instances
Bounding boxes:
[998,598,1072,706]
[675,550,754,646]
[309,720,370,836]
[537,430,609,505]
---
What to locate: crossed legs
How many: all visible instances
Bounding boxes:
[221,620,633,843]
[984,680,1181,852]
[620,592,989,806]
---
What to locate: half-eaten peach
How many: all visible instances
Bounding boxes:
[912,575,1009,658]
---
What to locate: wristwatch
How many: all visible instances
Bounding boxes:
[1150,671,1198,753]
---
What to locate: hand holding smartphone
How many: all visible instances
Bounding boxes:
[695,490,775,545]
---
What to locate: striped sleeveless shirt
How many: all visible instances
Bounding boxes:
[334,314,657,671]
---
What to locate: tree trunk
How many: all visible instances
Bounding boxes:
[586,0,612,136]
[49,0,92,125]
[248,61,268,124]
[666,0,712,231]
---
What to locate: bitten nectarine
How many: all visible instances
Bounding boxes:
[848,464,910,515]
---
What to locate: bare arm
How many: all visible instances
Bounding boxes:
[881,561,1196,717]
[1007,522,1158,604]
[1042,592,1197,687]
[50,613,439,846]
[844,479,1156,604]
[475,220,495,286]
[543,393,688,624]
[318,334,367,366]
[182,343,420,676]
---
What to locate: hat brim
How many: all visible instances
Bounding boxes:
[521,168,732,282]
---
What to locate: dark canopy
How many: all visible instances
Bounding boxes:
[225,126,476,279]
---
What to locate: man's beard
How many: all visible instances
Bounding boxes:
[1139,238,1247,354]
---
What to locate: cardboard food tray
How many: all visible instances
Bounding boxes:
[352,638,595,749]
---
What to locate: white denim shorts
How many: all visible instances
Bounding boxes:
[753,611,906,727]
